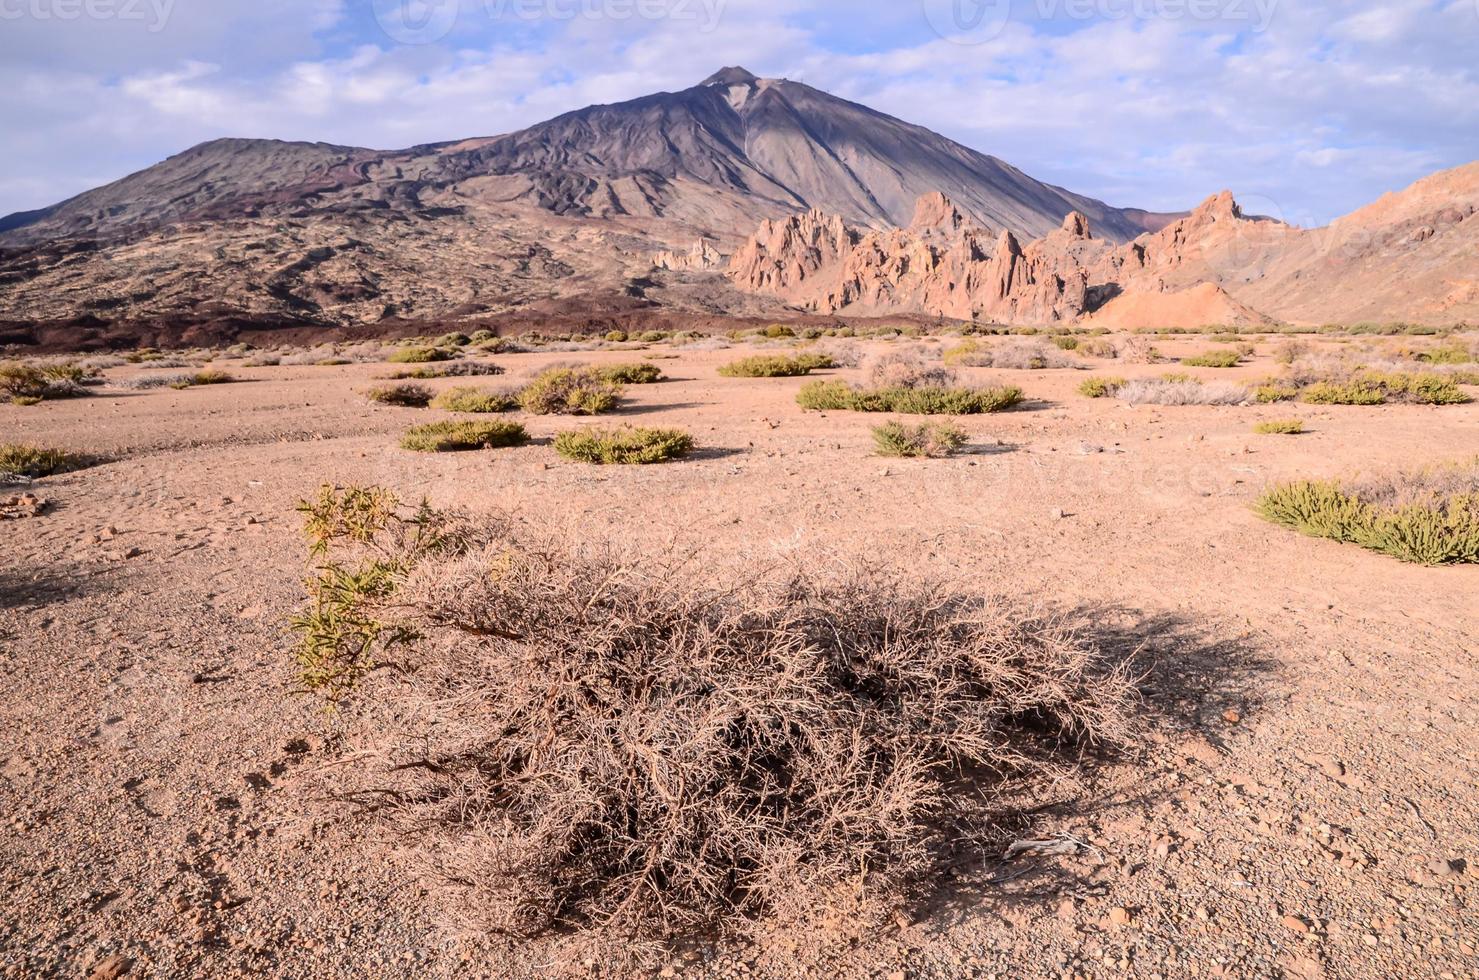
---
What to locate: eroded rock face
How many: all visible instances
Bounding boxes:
[653,239,724,271]
[728,172,1479,327]
[728,195,1101,322]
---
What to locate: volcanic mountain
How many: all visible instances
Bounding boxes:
[0,67,1180,345]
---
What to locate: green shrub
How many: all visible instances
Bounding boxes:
[598,362,664,384]
[1360,371,1470,405]
[0,444,86,478]
[1078,376,1125,399]
[436,332,472,348]
[871,421,968,458]
[1255,383,1299,403]
[639,331,667,343]
[797,380,1023,415]
[1258,461,1479,564]
[1051,335,1080,351]
[518,367,622,415]
[1300,380,1386,405]
[1254,418,1305,435]
[430,386,516,413]
[604,330,629,343]
[1182,349,1242,368]
[763,324,796,338]
[554,426,695,464]
[401,420,530,452]
[367,383,433,407]
[316,358,352,366]
[1416,344,1473,365]
[389,346,454,364]
[718,354,832,378]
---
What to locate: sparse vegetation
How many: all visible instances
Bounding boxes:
[1182,349,1243,368]
[401,420,530,452]
[1,361,92,404]
[1254,418,1306,435]
[1258,458,1479,564]
[366,383,434,408]
[798,380,1023,414]
[339,528,1134,948]
[168,369,236,390]
[385,362,504,380]
[518,367,623,415]
[430,386,517,413]
[0,444,87,479]
[289,486,466,699]
[1113,379,1251,406]
[553,426,695,464]
[1078,376,1126,398]
[717,354,832,378]
[388,346,455,364]
[871,420,968,457]
[944,339,1074,369]
[596,362,665,384]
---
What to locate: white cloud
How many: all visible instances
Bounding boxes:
[0,0,1476,224]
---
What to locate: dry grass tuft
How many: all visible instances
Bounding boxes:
[797,380,1022,414]
[863,348,954,389]
[367,383,434,408]
[1113,379,1251,406]
[943,339,1076,370]
[0,444,88,480]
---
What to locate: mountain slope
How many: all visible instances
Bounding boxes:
[1,67,1171,249]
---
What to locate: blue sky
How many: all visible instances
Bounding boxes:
[2,0,1477,226]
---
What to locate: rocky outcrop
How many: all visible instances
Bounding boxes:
[653,239,724,271]
[728,195,1101,322]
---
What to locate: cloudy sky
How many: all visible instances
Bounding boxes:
[2,0,1477,226]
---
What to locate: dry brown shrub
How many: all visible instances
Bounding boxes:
[332,529,1136,962]
[863,347,956,388]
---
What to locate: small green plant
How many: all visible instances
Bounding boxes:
[2,361,90,403]
[1051,335,1080,351]
[597,362,665,384]
[871,420,968,458]
[518,367,622,415]
[1360,371,1470,405]
[763,324,796,338]
[604,330,629,343]
[797,381,1022,414]
[384,362,504,380]
[366,383,433,407]
[1257,460,1479,565]
[401,420,530,452]
[1182,349,1243,368]
[435,332,472,348]
[388,346,454,364]
[554,426,695,464]
[0,444,86,478]
[718,354,832,378]
[1078,376,1126,398]
[290,486,466,699]
[1254,418,1305,435]
[430,386,516,413]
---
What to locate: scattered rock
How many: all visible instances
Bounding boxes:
[0,492,48,519]
[86,953,133,980]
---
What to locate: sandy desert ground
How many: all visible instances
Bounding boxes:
[1,332,1476,979]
